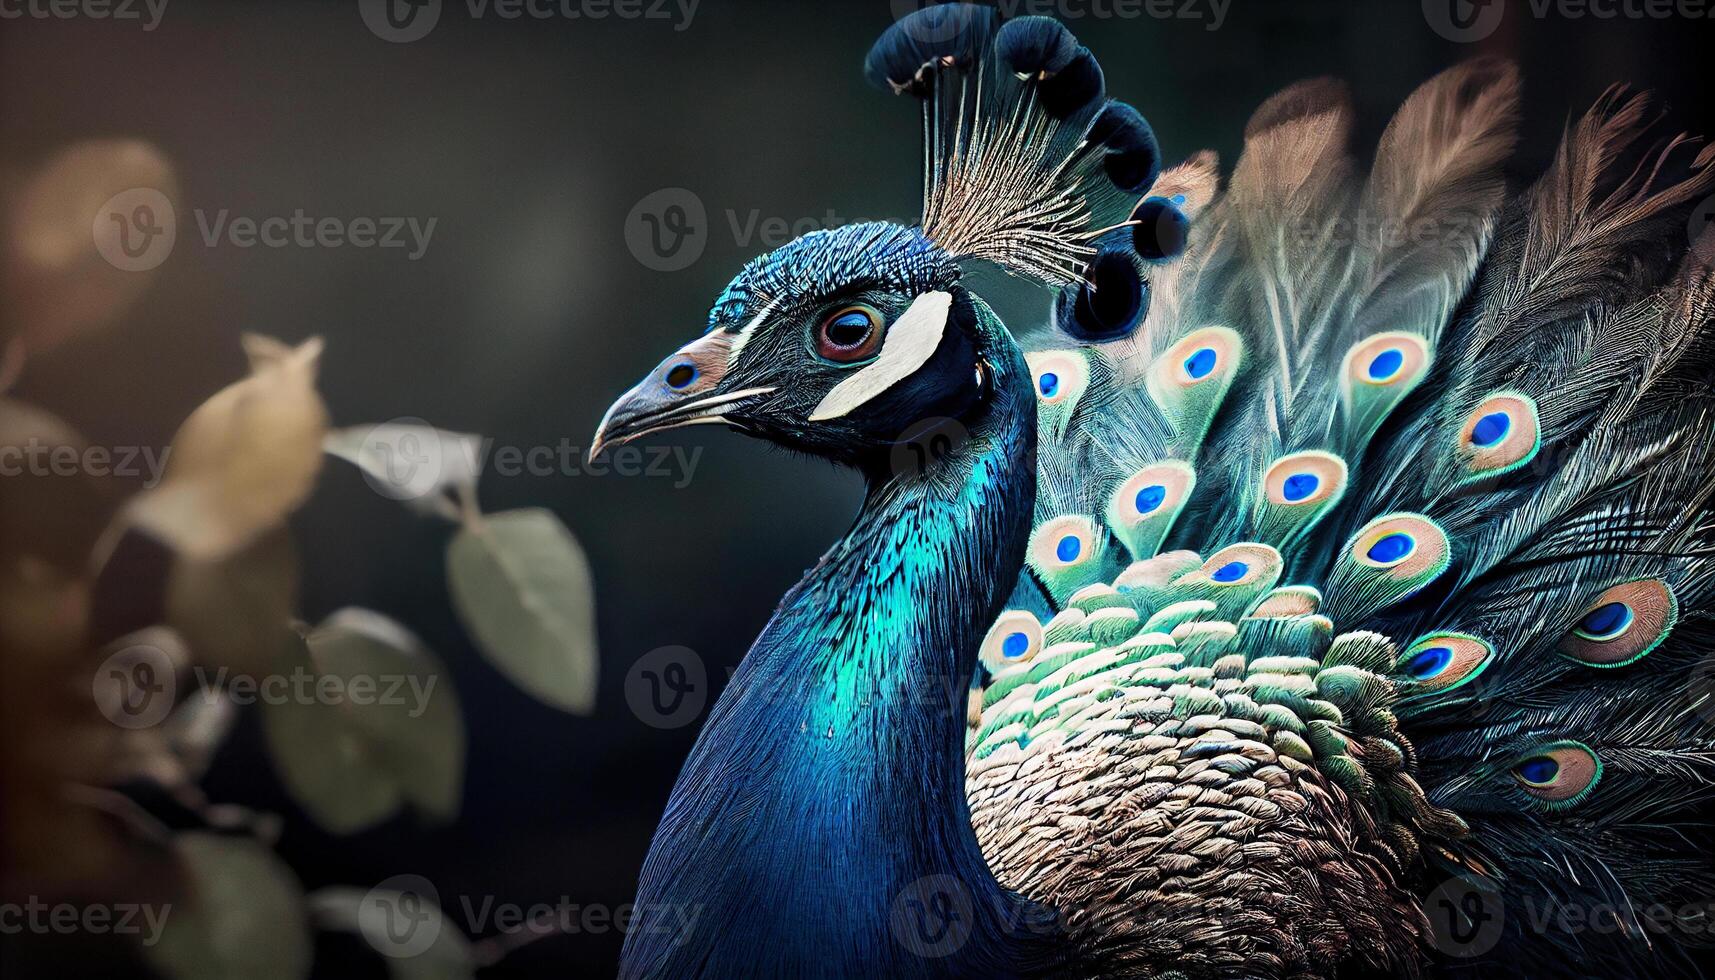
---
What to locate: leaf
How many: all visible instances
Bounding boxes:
[110,685,236,790]
[145,832,312,980]
[165,686,239,781]
[309,886,476,980]
[446,508,597,713]
[126,335,328,560]
[262,609,466,833]
[260,634,403,835]
[323,420,484,517]
[96,627,199,784]
[166,527,298,675]
[306,608,466,822]
[5,139,178,353]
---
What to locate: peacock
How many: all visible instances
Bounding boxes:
[590,4,1715,977]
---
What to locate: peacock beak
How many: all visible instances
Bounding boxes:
[589,331,773,462]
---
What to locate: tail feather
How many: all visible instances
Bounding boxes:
[1344,59,1520,352]
[997,56,1715,974]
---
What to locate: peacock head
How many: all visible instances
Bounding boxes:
[591,221,1013,469]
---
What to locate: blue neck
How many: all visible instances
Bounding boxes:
[620,313,1060,978]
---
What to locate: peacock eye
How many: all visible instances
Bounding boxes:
[815,305,884,363]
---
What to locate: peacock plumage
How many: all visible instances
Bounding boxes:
[592,5,1715,977]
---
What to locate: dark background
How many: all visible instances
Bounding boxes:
[3,0,1713,976]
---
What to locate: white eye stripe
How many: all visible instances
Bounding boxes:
[726,294,784,366]
[809,290,953,422]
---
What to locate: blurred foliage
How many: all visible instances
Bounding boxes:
[0,140,600,979]
[448,509,598,714]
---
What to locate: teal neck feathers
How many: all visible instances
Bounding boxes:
[619,309,1064,978]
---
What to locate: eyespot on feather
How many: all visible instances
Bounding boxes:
[1557,578,1678,667]
[1324,514,1450,619]
[863,4,1001,95]
[1395,632,1493,693]
[1456,391,1540,481]
[1056,248,1147,341]
[981,610,1045,673]
[1109,462,1194,527]
[1263,452,1348,508]
[1343,332,1431,388]
[994,17,1079,79]
[1130,197,1190,261]
[1105,462,1194,561]
[1086,102,1161,195]
[1185,543,1282,589]
[1511,740,1601,808]
[1350,514,1447,576]
[1037,47,1105,119]
[1029,515,1102,572]
[1158,326,1241,389]
[1024,350,1091,408]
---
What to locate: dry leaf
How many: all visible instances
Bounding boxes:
[126,335,328,559]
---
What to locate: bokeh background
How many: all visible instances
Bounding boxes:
[3,0,1714,976]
